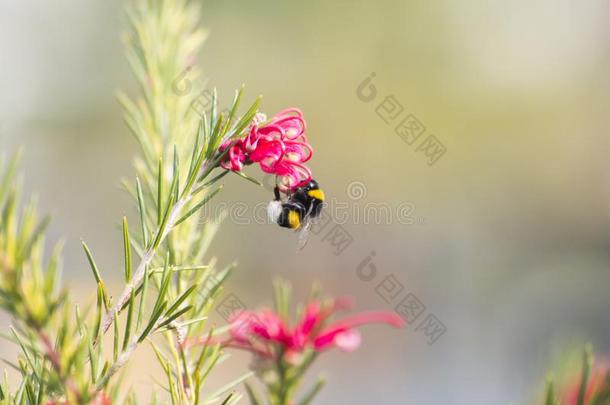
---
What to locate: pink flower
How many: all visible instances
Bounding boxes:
[220,109,313,192]
[45,393,111,405]
[562,361,610,405]
[312,311,405,352]
[191,297,405,361]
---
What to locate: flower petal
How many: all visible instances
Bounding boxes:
[313,311,405,351]
[334,330,362,352]
[275,162,312,192]
[283,140,313,163]
[270,108,306,140]
[249,138,284,165]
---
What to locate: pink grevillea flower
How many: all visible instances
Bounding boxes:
[191,297,405,361]
[45,393,111,405]
[562,361,610,405]
[220,109,313,192]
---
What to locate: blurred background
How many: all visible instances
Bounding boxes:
[2,0,610,403]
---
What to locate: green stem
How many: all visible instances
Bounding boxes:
[99,194,189,336]
[270,349,320,405]
[274,348,290,405]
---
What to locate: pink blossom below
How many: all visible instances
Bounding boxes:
[191,297,405,361]
[562,361,610,405]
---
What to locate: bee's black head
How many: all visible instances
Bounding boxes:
[303,179,319,191]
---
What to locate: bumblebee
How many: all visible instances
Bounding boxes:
[267,179,325,248]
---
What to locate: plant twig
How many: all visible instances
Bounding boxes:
[100,196,190,336]
[96,308,176,391]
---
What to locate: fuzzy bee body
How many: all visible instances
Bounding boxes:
[267,180,325,231]
[289,183,324,222]
[277,201,307,229]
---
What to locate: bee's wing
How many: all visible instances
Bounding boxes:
[296,204,316,251]
[297,218,313,251]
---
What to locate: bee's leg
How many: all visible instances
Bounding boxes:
[275,176,295,200]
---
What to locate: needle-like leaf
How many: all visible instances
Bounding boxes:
[174,186,223,226]
[123,217,132,281]
[135,177,149,247]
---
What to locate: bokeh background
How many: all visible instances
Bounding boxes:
[2,0,610,403]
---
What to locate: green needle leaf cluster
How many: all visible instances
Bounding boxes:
[0,0,264,403]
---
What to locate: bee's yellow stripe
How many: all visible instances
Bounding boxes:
[288,210,301,229]
[308,189,325,201]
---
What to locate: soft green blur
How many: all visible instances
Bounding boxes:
[2,0,610,403]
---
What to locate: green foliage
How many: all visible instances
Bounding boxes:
[0,152,61,331]
[110,0,261,402]
[0,0,264,403]
[0,152,100,403]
